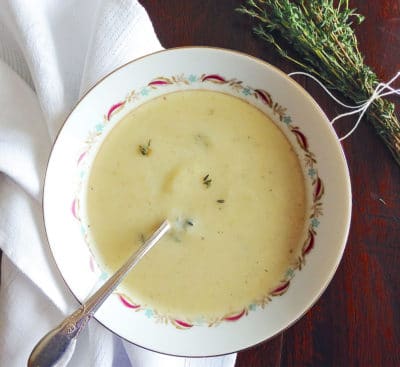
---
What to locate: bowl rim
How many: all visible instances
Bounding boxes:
[42,45,352,357]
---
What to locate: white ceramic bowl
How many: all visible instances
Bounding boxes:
[43,47,351,356]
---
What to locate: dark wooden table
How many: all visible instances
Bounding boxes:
[140,1,400,366]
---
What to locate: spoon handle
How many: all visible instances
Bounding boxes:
[28,220,170,367]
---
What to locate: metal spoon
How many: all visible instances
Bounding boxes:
[28,220,171,367]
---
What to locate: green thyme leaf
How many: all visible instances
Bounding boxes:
[203,174,212,187]
[138,139,152,156]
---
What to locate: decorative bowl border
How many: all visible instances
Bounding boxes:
[73,72,324,329]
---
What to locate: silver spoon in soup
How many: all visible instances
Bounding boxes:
[28,220,170,367]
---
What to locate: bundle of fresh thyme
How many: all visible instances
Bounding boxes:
[238,0,400,166]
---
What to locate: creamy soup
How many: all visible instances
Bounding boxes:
[86,90,306,320]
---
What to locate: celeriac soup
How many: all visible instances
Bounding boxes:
[86,90,306,320]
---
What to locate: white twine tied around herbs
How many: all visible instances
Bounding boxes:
[289,71,400,141]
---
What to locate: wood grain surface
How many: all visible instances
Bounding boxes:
[139,1,400,366]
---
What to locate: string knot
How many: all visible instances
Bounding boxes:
[289,71,400,141]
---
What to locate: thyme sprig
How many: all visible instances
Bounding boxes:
[238,0,400,165]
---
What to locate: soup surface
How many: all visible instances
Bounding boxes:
[86,90,306,320]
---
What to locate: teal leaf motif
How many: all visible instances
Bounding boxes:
[308,168,317,177]
[95,123,104,132]
[283,116,292,125]
[144,309,153,318]
[285,268,295,279]
[194,316,204,325]
[188,74,197,83]
[311,218,320,228]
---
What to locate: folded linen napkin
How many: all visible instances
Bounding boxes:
[0,1,237,366]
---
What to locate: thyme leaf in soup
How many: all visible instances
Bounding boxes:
[216,199,225,203]
[138,139,152,156]
[195,134,211,147]
[202,174,212,188]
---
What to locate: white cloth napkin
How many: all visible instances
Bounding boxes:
[0,1,237,366]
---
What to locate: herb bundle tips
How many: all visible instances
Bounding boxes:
[238,0,400,166]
